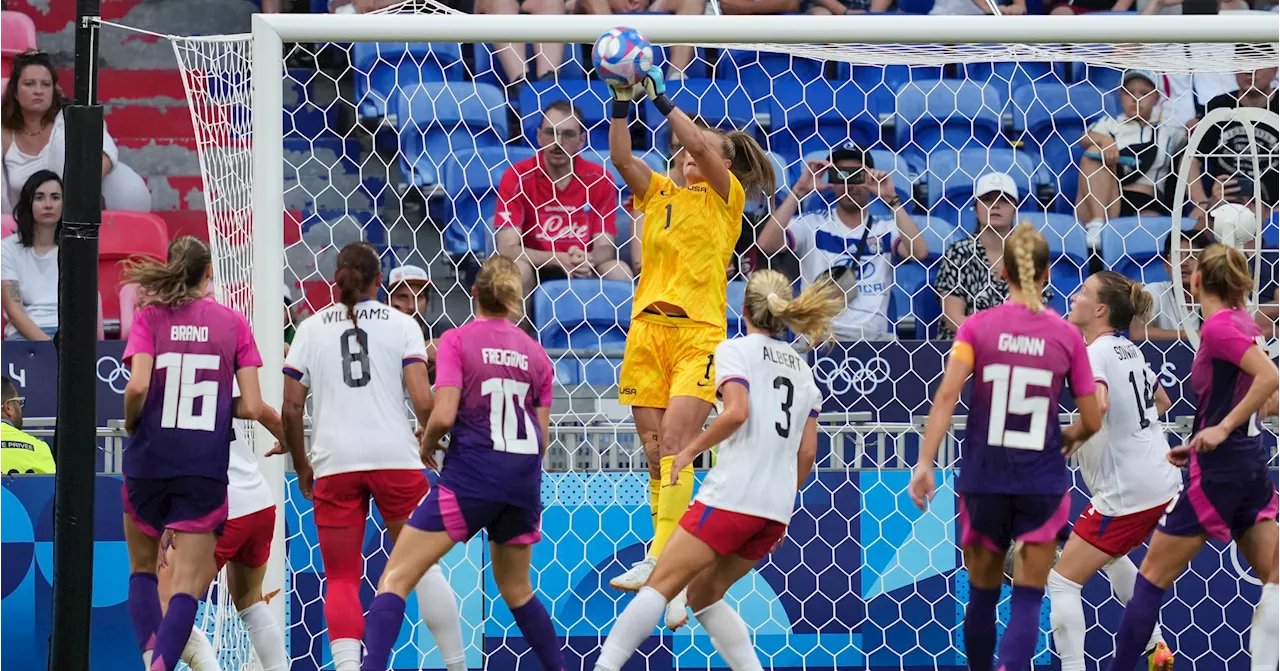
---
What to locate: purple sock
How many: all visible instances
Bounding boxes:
[127,572,162,654]
[964,585,1000,671]
[1106,574,1166,671]
[510,596,564,671]
[995,585,1044,671]
[361,593,407,671]
[149,592,199,671]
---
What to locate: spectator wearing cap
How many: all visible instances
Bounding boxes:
[0,376,54,475]
[1187,64,1280,216]
[757,144,928,341]
[1077,69,1188,250]
[495,100,632,301]
[1135,227,1215,340]
[387,264,439,376]
[935,172,1055,339]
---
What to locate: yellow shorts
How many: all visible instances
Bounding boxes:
[618,312,724,408]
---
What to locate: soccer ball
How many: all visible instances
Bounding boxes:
[593,27,654,89]
[1209,203,1260,250]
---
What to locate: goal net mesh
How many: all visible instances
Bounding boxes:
[159,6,1279,670]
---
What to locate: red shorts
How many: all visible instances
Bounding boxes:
[1072,500,1170,557]
[215,506,276,570]
[312,469,429,528]
[679,500,786,561]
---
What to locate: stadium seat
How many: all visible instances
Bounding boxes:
[1101,215,1174,283]
[717,49,821,98]
[920,147,1042,224]
[852,64,945,120]
[352,42,466,121]
[892,261,940,339]
[532,279,634,350]
[395,82,508,189]
[519,80,613,151]
[1,11,37,80]
[727,280,746,337]
[98,212,169,322]
[894,78,1005,160]
[1029,211,1087,313]
[643,79,755,156]
[1,215,15,238]
[764,79,879,160]
[583,357,622,386]
[915,217,966,260]
[440,146,536,259]
[1010,81,1114,209]
[961,61,1060,95]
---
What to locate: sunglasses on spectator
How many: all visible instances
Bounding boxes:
[4,396,25,409]
[13,50,51,65]
[539,127,582,141]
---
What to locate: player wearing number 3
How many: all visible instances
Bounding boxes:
[359,256,565,671]
[607,62,776,628]
[909,224,1103,671]
[281,242,466,671]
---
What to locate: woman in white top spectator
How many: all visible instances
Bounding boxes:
[0,51,151,213]
[1,170,62,341]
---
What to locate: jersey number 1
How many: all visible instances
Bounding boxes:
[1127,370,1156,430]
[156,352,221,432]
[481,377,540,455]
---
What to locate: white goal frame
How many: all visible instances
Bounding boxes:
[245,9,1279,647]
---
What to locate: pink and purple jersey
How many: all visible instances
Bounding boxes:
[952,303,1095,495]
[1190,307,1268,482]
[122,297,262,482]
[433,317,554,509]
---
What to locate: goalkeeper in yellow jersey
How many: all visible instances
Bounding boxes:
[606,65,775,629]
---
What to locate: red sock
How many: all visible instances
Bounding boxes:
[319,524,367,641]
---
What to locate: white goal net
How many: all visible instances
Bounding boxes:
[147,7,1280,670]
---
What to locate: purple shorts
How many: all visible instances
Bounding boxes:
[958,491,1072,553]
[1158,471,1278,543]
[409,484,541,545]
[122,476,229,538]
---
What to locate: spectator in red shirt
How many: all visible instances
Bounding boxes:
[495,100,633,298]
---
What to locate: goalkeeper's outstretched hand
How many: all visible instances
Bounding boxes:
[608,81,637,103]
[641,66,666,101]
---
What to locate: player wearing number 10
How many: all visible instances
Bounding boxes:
[118,236,266,671]
[909,224,1102,671]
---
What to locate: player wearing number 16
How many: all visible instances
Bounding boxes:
[281,242,466,671]
[119,236,267,671]
[908,224,1103,671]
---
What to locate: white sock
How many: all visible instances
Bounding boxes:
[1252,582,1279,671]
[239,601,288,671]
[181,625,222,670]
[1104,555,1165,650]
[415,564,468,671]
[693,600,764,671]
[593,586,667,671]
[1047,570,1086,671]
[330,637,362,671]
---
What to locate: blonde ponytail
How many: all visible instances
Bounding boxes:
[1002,222,1051,314]
[743,270,843,348]
[474,255,523,317]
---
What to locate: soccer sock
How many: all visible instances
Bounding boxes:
[415,564,468,671]
[360,593,406,671]
[964,585,1000,671]
[1108,574,1166,671]
[996,585,1045,671]
[1251,582,1279,671]
[319,524,367,641]
[1047,570,1086,671]
[594,586,667,671]
[331,637,363,671]
[1104,555,1166,651]
[647,476,661,558]
[128,572,162,655]
[693,600,765,671]
[653,456,693,558]
[510,595,565,671]
[239,601,288,671]
[181,626,221,671]
[150,592,200,671]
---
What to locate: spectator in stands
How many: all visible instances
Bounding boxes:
[495,101,632,300]
[1049,0,1133,13]
[1077,70,1188,250]
[1187,64,1279,215]
[475,0,566,85]
[0,376,54,475]
[929,0,1027,16]
[935,172,1055,339]
[1,170,61,341]
[387,264,440,357]
[576,0,705,78]
[800,0,891,13]
[0,51,151,213]
[757,143,928,341]
[1136,227,1214,340]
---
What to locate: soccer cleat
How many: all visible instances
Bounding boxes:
[609,558,655,592]
[665,587,689,630]
[1147,642,1175,671]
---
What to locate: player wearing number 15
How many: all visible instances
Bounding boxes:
[909,224,1103,671]
[118,236,266,671]
[282,242,466,671]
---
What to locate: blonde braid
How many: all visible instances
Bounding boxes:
[1012,224,1043,313]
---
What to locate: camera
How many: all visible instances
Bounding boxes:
[827,166,865,186]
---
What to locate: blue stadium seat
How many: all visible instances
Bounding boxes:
[532,279,634,350]
[643,79,756,155]
[395,82,508,188]
[519,80,613,150]
[894,78,1005,160]
[915,217,965,260]
[554,357,583,386]
[764,80,879,160]
[961,61,1060,95]
[352,42,465,121]
[727,280,747,337]
[1010,81,1115,210]
[717,49,822,98]
[892,261,941,339]
[583,357,623,386]
[852,65,945,122]
[440,146,536,259]
[1101,215,1175,283]
[1031,212,1087,313]
[766,151,795,207]
[920,148,1041,224]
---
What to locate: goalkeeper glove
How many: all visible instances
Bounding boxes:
[609,82,637,119]
[642,66,675,116]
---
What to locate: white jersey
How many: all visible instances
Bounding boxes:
[226,421,275,519]
[695,334,824,524]
[786,211,897,340]
[1076,334,1181,517]
[284,300,429,479]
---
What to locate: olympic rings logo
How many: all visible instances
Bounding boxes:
[96,356,130,395]
[813,355,891,396]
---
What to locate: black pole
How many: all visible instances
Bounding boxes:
[49,0,101,669]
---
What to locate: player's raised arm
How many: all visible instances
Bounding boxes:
[608,86,651,198]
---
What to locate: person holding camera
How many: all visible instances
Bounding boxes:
[1186,64,1279,217]
[757,144,928,342]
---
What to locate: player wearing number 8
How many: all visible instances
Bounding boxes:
[909,224,1103,671]
[119,236,267,671]
[359,256,565,671]
[281,242,466,671]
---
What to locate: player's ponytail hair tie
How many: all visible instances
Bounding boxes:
[745,270,843,351]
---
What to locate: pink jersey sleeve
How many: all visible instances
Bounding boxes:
[535,347,554,407]
[122,307,155,364]
[234,309,264,369]
[1203,312,1256,366]
[433,330,464,389]
[1066,331,1095,397]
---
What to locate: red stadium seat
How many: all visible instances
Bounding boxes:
[1,12,37,81]
[1,215,15,239]
[99,211,169,322]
